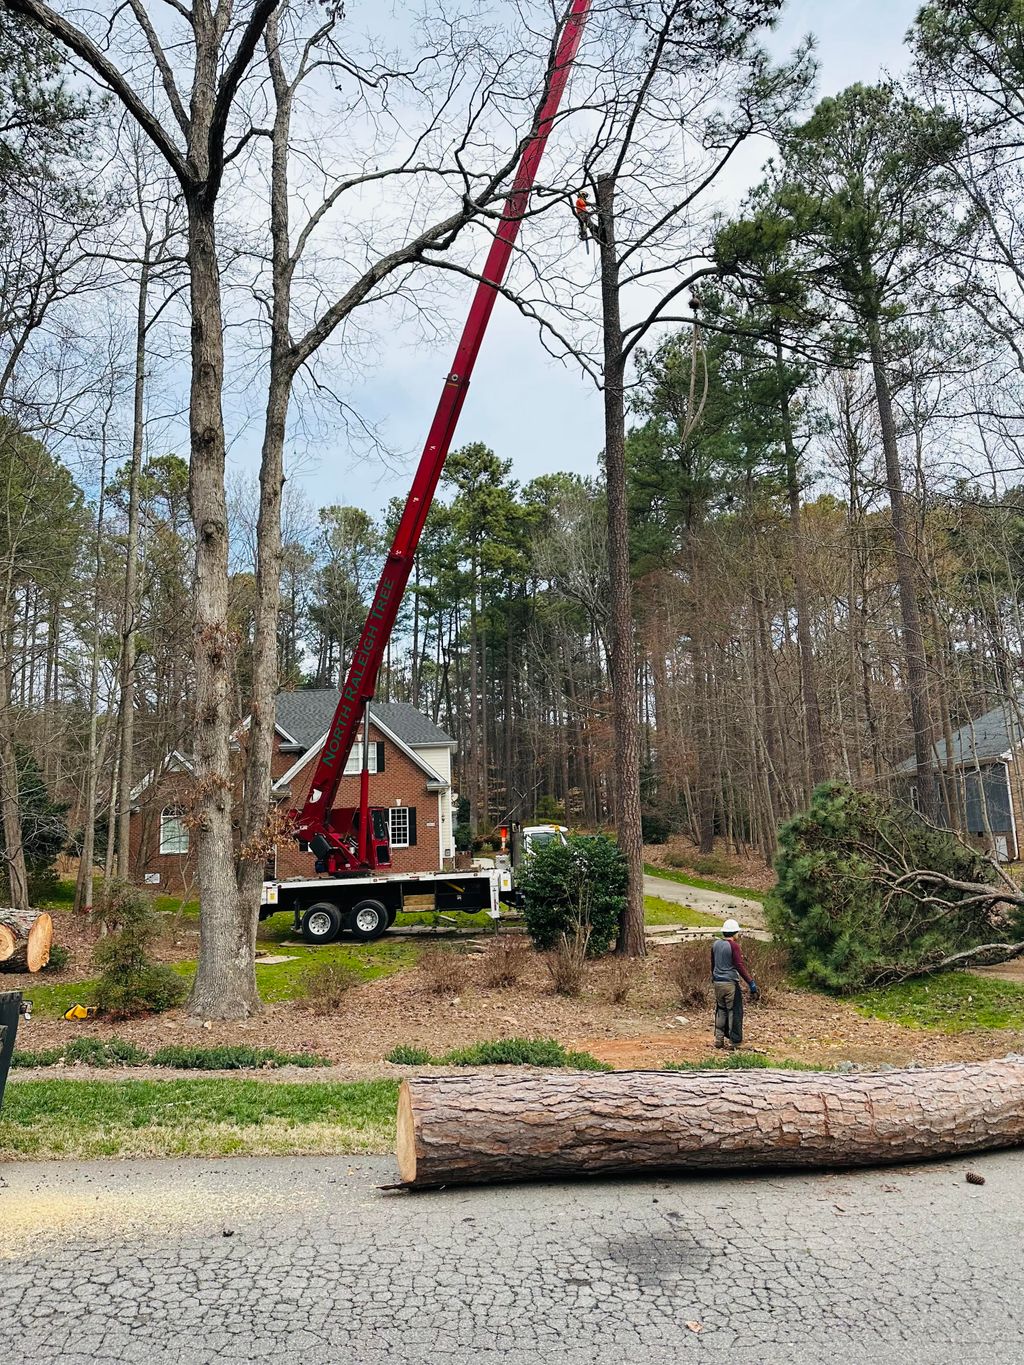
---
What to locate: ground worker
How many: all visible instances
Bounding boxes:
[712,918,758,1050]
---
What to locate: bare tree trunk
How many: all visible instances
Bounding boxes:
[0,625,29,912]
[596,174,644,957]
[233,17,293,1007]
[115,233,152,879]
[776,331,825,789]
[75,398,114,914]
[867,322,934,816]
[102,720,119,888]
[468,575,480,831]
[184,191,255,1019]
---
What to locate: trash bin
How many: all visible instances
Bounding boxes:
[0,990,27,1115]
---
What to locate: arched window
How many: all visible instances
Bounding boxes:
[159,806,190,855]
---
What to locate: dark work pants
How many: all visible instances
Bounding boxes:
[713,980,743,1046]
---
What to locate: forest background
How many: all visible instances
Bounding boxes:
[4,0,1024,1013]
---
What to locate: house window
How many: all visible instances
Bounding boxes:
[343,741,384,777]
[159,806,190,855]
[389,807,417,848]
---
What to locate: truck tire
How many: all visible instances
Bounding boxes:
[301,903,343,945]
[387,908,398,927]
[348,899,389,942]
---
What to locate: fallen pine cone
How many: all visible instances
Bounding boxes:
[965,1171,986,1186]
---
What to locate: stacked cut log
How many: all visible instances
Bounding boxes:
[397,1057,1024,1187]
[0,910,53,972]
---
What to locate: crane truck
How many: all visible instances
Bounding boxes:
[259,1,591,945]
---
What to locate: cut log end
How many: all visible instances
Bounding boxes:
[0,910,53,972]
[396,1081,417,1185]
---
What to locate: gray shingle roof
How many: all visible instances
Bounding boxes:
[895,699,1023,773]
[275,691,455,753]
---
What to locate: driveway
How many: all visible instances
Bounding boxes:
[2,1150,1020,1363]
[644,873,766,930]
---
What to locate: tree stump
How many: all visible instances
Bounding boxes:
[396,1057,1024,1187]
[0,910,53,973]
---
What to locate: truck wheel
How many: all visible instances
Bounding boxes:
[348,899,389,942]
[386,908,398,927]
[301,903,343,945]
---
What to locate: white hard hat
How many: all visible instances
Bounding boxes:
[722,918,740,935]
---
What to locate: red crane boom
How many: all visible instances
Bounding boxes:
[293,0,592,874]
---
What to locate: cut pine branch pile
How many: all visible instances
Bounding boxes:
[0,911,53,973]
[397,1057,1024,1187]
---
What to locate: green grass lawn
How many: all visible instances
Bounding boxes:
[36,879,199,917]
[854,972,1024,1032]
[0,1078,398,1159]
[643,895,721,927]
[21,939,419,1017]
[643,862,767,903]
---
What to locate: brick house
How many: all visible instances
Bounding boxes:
[895,698,1024,862]
[128,693,457,892]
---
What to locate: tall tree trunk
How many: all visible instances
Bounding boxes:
[469,572,480,831]
[776,331,825,789]
[115,235,152,879]
[0,617,29,911]
[866,322,934,817]
[596,174,644,957]
[868,324,933,802]
[184,195,255,1019]
[235,22,292,998]
[75,401,114,914]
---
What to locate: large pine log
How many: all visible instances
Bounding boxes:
[397,1058,1024,1187]
[0,910,53,973]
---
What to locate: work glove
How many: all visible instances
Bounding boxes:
[749,980,760,998]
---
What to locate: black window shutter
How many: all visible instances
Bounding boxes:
[408,807,417,847]
[376,741,385,773]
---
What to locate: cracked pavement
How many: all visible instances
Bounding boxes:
[1,1151,1021,1364]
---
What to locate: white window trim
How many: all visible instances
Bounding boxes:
[389,807,410,849]
[159,807,190,856]
[343,742,378,777]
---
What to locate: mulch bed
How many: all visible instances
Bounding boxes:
[12,943,1022,1075]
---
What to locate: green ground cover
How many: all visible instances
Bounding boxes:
[664,1052,825,1071]
[854,972,1024,1032]
[643,863,767,902]
[643,895,721,927]
[37,880,199,917]
[20,939,418,1017]
[385,1038,610,1069]
[0,1078,398,1159]
[12,1040,332,1069]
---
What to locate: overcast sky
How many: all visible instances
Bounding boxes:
[243,0,925,519]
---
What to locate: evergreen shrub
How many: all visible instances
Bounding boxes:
[519,834,626,956]
[92,882,187,1018]
[768,782,1002,993]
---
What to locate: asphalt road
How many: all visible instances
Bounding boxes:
[644,873,765,929]
[2,1151,1021,1364]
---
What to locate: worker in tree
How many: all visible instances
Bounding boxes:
[712,918,758,1050]
[574,191,594,246]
